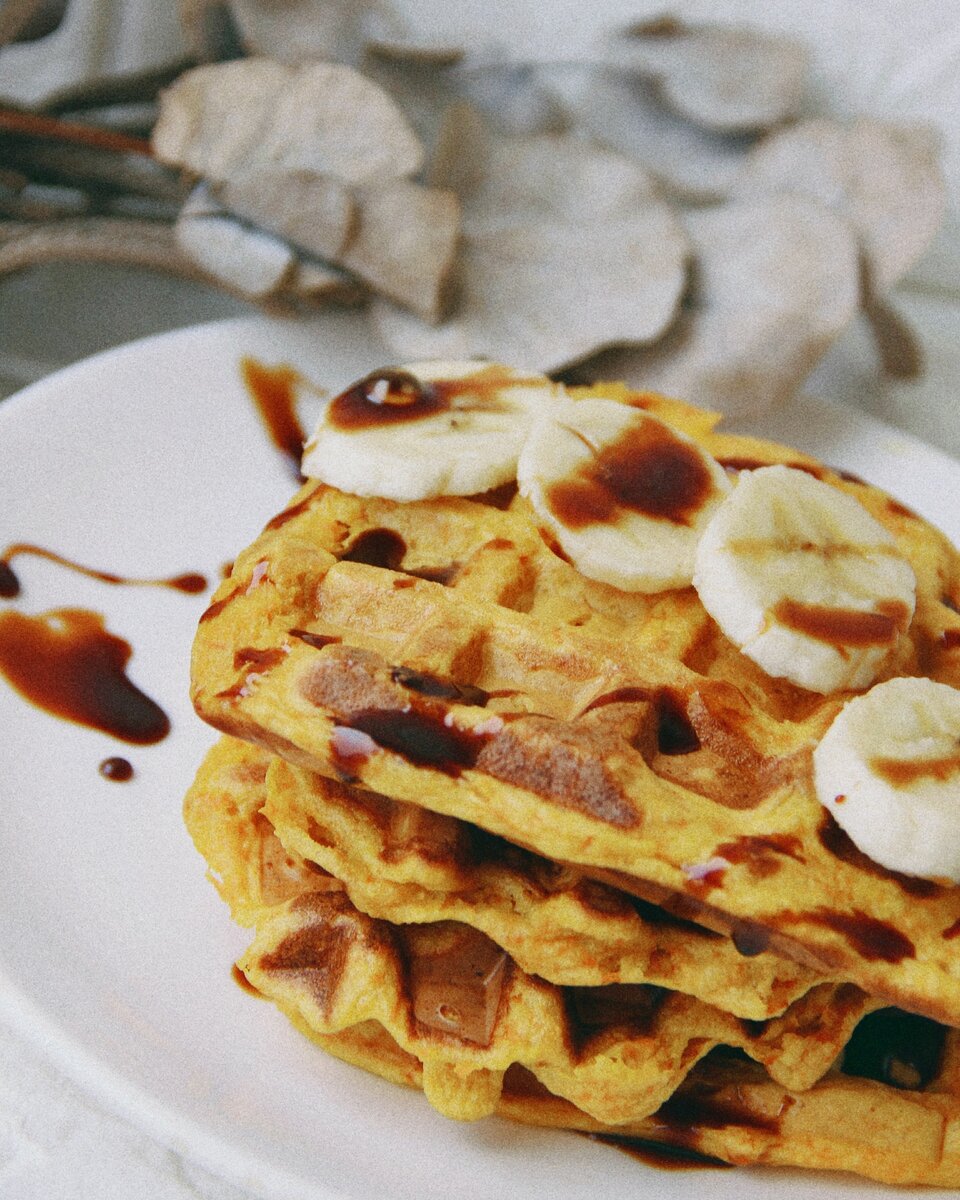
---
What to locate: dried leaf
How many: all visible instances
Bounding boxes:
[226,0,404,65]
[454,61,567,136]
[214,167,356,263]
[0,0,63,46]
[580,196,860,416]
[340,179,459,321]
[175,184,295,297]
[373,107,687,370]
[153,59,423,187]
[288,257,364,303]
[610,17,809,132]
[733,118,946,294]
[545,67,755,202]
[177,0,245,63]
[364,38,464,66]
[0,216,203,278]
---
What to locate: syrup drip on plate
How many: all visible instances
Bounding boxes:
[240,356,309,478]
[0,542,206,598]
[0,608,170,744]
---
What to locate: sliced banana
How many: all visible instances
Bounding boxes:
[301,360,562,501]
[517,396,731,592]
[693,465,916,693]
[813,676,960,882]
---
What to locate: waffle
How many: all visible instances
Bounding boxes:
[183,744,960,1185]
[311,1021,960,1188]
[190,386,960,1025]
[266,753,826,1017]
[186,378,960,1186]
[187,736,817,1016]
[185,737,875,1109]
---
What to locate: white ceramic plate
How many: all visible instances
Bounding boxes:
[1,316,959,1200]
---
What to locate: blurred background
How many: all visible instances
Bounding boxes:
[1,0,959,458]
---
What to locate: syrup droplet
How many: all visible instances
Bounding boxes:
[0,561,18,598]
[99,756,134,781]
[328,368,439,429]
[326,366,519,432]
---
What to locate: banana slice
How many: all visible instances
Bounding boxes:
[814,677,960,882]
[301,360,562,501]
[517,397,731,592]
[693,465,916,693]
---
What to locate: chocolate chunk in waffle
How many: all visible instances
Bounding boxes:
[190,389,960,1024]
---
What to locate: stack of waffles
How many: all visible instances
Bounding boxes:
[185,373,960,1186]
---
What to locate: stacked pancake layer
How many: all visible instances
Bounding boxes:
[185,382,960,1186]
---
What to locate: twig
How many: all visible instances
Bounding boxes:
[0,107,153,156]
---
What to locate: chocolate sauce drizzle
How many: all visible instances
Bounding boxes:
[327,366,518,432]
[240,356,308,478]
[341,708,489,776]
[0,542,206,599]
[547,418,717,531]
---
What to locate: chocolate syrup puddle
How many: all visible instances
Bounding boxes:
[342,528,407,569]
[0,542,206,599]
[339,527,460,585]
[0,608,170,743]
[240,356,308,479]
[341,707,488,776]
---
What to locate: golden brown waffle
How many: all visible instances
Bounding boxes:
[191,386,960,1024]
[238,886,878,1125]
[310,1021,960,1188]
[186,736,818,1017]
[183,732,959,1184]
[182,733,327,925]
[184,737,876,1109]
[264,752,820,1018]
